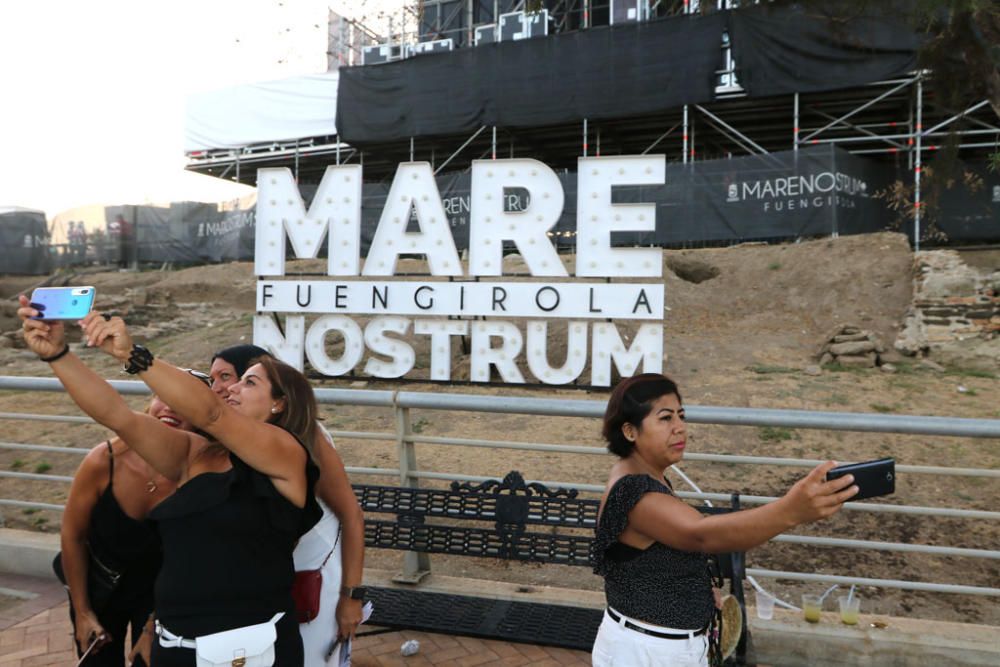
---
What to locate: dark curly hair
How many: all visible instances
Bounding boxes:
[602,373,682,458]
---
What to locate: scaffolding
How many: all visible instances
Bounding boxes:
[185,1,1000,247]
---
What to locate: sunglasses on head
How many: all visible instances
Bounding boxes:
[183,368,212,387]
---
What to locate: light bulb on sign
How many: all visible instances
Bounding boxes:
[470,321,525,384]
[254,315,305,371]
[526,321,587,385]
[305,315,364,376]
[363,316,415,378]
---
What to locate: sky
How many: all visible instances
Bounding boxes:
[0,0,398,220]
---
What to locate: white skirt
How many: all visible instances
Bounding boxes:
[294,500,343,666]
[591,608,709,667]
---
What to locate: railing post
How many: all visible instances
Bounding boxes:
[394,404,431,583]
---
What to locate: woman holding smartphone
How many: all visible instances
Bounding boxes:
[210,344,366,665]
[18,296,322,666]
[591,373,858,667]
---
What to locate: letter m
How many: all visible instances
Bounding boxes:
[255,165,362,277]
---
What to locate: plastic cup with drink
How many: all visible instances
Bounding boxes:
[801,594,822,623]
[839,594,861,625]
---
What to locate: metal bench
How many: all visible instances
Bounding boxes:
[354,470,752,662]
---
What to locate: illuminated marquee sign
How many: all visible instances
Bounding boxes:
[254,156,666,386]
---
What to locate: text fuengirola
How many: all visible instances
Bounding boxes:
[254,156,667,386]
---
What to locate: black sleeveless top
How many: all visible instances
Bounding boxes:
[148,445,321,659]
[86,441,162,609]
[590,474,714,630]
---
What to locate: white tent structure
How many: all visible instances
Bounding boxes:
[185,71,340,154]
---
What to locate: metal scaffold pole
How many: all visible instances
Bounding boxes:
[914,75,924,252]
[683,105,689,164]
[583,118,588,157]
[793,93,800,152]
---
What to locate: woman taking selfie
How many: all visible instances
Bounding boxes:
[55,391,198,666]
[18,296,322,666]
[590,373,858,667]
[210,344,366,664]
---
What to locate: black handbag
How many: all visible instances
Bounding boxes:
[52,546,123,613]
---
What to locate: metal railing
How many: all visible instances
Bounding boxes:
[1,375,998,598]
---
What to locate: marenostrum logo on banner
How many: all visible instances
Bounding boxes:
[253,157,666,386]
[726,171,868,212]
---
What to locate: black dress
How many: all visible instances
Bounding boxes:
[55,441,161,667]
[148,447,321,667]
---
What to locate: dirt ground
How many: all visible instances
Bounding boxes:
[1,232,997,626]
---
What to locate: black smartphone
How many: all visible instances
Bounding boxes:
[826,457,895,501]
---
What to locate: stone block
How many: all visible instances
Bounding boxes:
[922,272,979,299]
[830,341,876,356]
[836,353,876,368]
[833,333,869,343]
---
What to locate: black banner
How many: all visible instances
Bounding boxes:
[728,3,919,99]
[337,11,728,145]
[337,6,921,146]
[655,145,892,244]
[0,210,51,275]
[915,159,1000,243]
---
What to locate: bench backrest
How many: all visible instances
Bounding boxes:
[354,470,746,580]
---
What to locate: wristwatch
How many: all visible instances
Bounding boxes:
[340,585,367,600]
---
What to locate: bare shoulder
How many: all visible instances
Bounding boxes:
[73,440,115,490]
[80,439,115,469]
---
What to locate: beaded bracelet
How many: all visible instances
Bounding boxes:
[123,344,154,375]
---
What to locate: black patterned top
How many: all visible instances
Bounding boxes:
[590,474,714,630]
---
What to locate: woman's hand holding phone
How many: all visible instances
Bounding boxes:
[79,312,133,362]
[782,461,858,525]
[17,295,67,359]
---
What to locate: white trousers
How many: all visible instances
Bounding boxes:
[591,609,709,667]
[294,502,343,666]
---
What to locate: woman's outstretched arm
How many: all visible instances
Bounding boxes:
[628,461,857,554]
[17,297,193,481]
[79,312,307,504]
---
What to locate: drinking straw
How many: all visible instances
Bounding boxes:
[818,584,839,603]
[847,584,856,604]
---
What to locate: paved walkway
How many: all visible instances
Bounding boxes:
[0,574,590,666]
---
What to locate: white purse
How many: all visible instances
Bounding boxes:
[195,613,284,667]
[158,612,284,667]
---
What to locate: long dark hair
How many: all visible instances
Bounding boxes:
[602,373,682,458]
[251,356,317,457]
